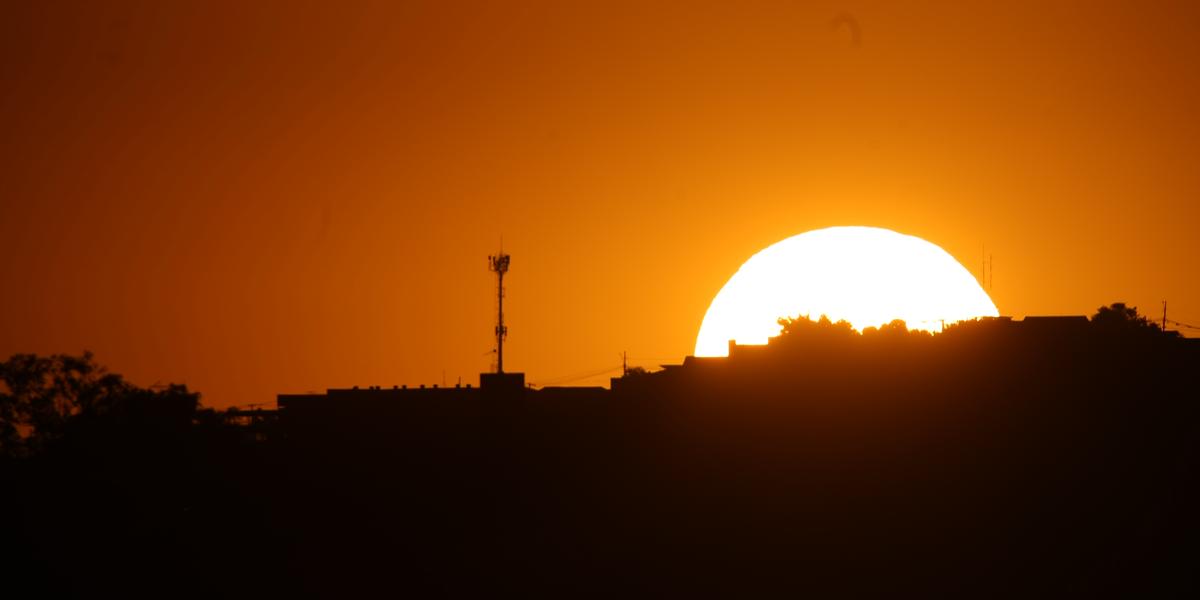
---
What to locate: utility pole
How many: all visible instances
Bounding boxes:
[1162,300,1168,332]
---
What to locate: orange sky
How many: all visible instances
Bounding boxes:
[2,1,1198,406]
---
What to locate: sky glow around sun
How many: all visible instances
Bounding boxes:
[694,226,999,357]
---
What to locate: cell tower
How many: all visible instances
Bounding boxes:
[488,251,510,373]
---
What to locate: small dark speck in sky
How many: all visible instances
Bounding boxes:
[830,12,862,47]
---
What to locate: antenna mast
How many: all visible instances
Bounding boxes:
[488,250,511,373]
[980,244,986,288]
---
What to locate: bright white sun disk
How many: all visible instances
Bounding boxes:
[694,226,999,357]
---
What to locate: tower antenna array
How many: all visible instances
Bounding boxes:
[488,251,511,373]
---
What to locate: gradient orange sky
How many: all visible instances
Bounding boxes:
[3,1,1198,407]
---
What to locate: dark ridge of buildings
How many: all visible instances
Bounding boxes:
[275,315,1198,418]
[225,313,1200,596]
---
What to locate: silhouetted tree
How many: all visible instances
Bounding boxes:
[863,318,912,336]
[1091,302,1171,335]
[777,314,856,338]
[777,315,935,341]
[0,352,198,457]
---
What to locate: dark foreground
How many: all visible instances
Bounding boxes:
[4,317,1200,597]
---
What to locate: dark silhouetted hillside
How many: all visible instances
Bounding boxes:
[3,304,1198,597]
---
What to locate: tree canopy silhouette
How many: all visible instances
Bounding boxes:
[1091,301,1174,335]
[777,313,934,340]
[0,352,198,457]
[777,314,856,336]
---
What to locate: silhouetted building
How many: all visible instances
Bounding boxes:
[479,371,525,395]
[282,314,1176,404]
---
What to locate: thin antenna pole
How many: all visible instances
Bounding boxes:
[1162,300,1168,332]
[989,254,994,290]
[489,250,511,373]
[981,244,986,287]
[497,267,503,373]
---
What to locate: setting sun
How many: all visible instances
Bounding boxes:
[695,226,999,356]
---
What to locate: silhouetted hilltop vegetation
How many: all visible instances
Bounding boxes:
[0,352,200,458]
[2,304,1197,597]
[0,353,278,597]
